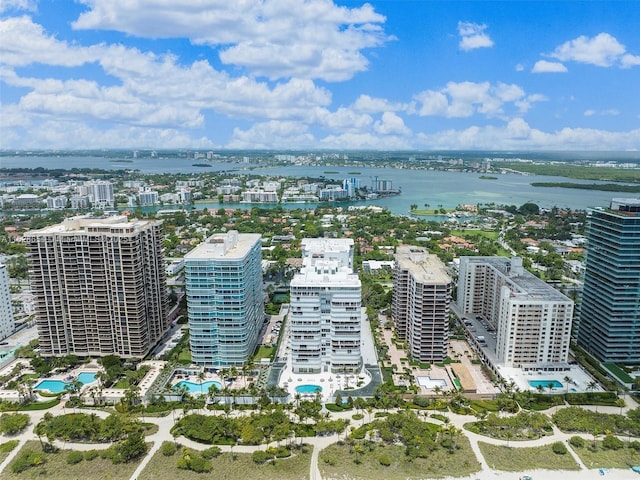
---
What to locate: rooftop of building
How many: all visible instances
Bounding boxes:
[23,214,158,236]
[395,245,451,285]
[461,256,571,303]
[291,259,360,287]
[301,237,354,252]
[185,230,261,260]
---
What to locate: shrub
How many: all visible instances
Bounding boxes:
[379,454,392,466]
[352,413,364,420]
[602,434,624,450]
[252,450,272,464]
[188,455,212,473]
[275,446,291,458]
[323,456,337,466]
[629,440,640,452]
[84,450,99,461]
[67,451,84,464]
[0,413,30,434]
[552,442,568,455]
[10,450,46,473]
[0,440,19,453]
[161,441,177,456]
[201,446,221,459]
[569,436,585,448]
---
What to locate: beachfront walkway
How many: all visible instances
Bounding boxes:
[2,397,640,480]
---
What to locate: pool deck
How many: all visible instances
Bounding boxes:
[498,364,604,394]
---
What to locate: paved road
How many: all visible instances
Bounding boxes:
[2,398,640,480]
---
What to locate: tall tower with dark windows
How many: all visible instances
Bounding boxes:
[24,215,168,358]
[577,198,640,364]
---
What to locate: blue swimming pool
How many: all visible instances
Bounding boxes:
[296,384,322,394]
[34,372,98,393]
[174,380,222,395]
[529,380,563,389]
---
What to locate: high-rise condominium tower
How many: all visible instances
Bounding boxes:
[0,263,15,340]
[577,198,640,364]
[393,246,452,363]
[290,238,361,374]
[458,257,573,368]
[185,231,264,368]
[24,215,168,358]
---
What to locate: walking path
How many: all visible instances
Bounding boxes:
[2,399,640,480]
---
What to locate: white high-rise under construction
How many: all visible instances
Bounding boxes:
[290,238,362,374]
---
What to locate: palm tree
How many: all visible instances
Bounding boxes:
[197,370,206,398]
[208,383,219,406]
[563,376,573,394]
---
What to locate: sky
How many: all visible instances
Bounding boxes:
[1,0,639,151]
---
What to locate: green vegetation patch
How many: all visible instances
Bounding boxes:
[571,438,640,469]
[3,440,143,480]
[138,444,311,480]
[603,363,635,383]
[465,411,552,441]
[552,406,640,437]
[320,437,481,480]
[478,442,580,472]
[531,182,640,192]
[253,345,275,361]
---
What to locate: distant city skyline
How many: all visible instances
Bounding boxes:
[1,1,639,151]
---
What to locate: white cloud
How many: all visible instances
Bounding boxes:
[72,0,390,81]
[532,60,568,73]
[310,107,372,132]
[621,53,640,68]
[227,121,315,149]
[414,81,542,119]
[584,109,620,117]
[416,119,640,150]
[457,21,494,51]
[0,16,337,132]
[374,112,410,136]
[515,64,525,72]
[320,131,412,150]
[0,0,35,13]
[0,16,97,67]
[549,32,638,68]
[352,94,407,114]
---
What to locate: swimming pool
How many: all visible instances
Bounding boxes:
[417,376,447,389]
[295,384,322,394]
[174,380,222,395]
[529,380,563,389]
[34,371,98,393]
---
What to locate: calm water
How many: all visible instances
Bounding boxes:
[295,384,322,393]
[174,380,222,395]
[528,380,563,389]
[34,371,97,393]
[2,155,637,214]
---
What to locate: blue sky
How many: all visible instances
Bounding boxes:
[1,0,639,150]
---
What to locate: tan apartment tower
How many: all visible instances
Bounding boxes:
[24,215,168,358]
[392,246,452,363]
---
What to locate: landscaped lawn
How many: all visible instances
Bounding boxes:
[3,440,143,480]
[450,229,497,239]
[477,442,580,471]
[253,345,276,361]
[0,440,19,464]
[138,445,311,480]
[319,438,481,480]
[571,442,640,469]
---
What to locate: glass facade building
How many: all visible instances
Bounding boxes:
[185,231,264,368]
[577,198,640,364]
